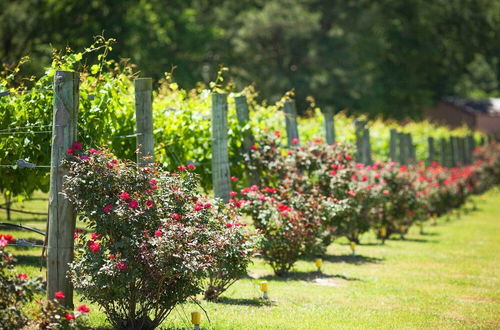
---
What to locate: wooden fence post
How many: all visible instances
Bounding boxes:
[398,132,408,165]
[284,100,300,146]
[235,95,260,186]
[427,137,435,165]
[211,93,231,202]
[389,129,398,161]
[363,127,373,165]
[408,133,416,163]
[449,137,457,167]
[439,138,447,167]
[466,135,475,163]
[134,78,154,167]
[459,137,467,164]
[323,106,335,145]
[354,120,365,164]
[47,71,79,308]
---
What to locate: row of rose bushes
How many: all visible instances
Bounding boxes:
[1,138,498,329]
[238,132,499,275]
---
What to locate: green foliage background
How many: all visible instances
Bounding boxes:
[0,41,481,201]
[1,0,500,118]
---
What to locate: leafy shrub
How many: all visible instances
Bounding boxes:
[240,185,324,276]
[203,221,259,300]
[62,147,248,329]
[0,234,44,329]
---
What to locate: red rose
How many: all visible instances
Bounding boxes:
[72,141,82,150]
[1,234,14,242]
[103,204,112,213]
[66,148,75,155]
[88,241,101,252]
[65,313,75,320]
[250,145,258,151]
[17,273,27,280]
[117,260,127,270]
[54,291,65,299]
[171,213,181,221]
[88,148,98,154]
[129,200,139,209]
[91,233,102,241]
[291,138,299,145]
[194,203,203,211]
[226,223,233,228]
[274,130,281,137]
[177,165,186,171]
[187,163,196,170]
[120,192,130,200]
[76,304,90,313]
[154,230,163,237]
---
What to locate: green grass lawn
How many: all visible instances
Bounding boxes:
[2,188,500,329]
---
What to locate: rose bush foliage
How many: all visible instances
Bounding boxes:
[62,147,257,329]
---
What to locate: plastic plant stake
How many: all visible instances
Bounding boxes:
[191,311,201,330]
[260,281,269,299]
[315,258,323,272]
[350,242,356,255]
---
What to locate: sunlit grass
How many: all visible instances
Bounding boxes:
[1,188,499,329]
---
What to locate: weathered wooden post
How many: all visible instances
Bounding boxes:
[398,132,408,165]
[284,100,300,146]
[466,135,475,163]
[134,78,154,167]
[235,95,260,186]
[47,71,79,308]
[439,138,447,167]
[389,129,398,161]
[323,106,335,145]
[354,120,365,164]
[363,127,373,165]
[408,133,416,163]
[211,93,231,202]
[457,137,466,165]
[427,137,435,165]
[449,137,457,167]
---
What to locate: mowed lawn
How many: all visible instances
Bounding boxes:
[1,187,499,329]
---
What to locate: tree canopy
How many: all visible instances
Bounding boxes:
[2,0,499,118]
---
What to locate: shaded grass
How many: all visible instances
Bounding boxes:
[1,188,500,329]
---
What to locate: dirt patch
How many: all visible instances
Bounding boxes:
[311,277,342,287]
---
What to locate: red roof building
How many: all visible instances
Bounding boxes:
[425,97,500,138]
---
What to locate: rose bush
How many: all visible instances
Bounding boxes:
[0,234,44,329]
[203,220,259,300]
[62,147,256,329]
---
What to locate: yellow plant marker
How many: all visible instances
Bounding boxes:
[380,227,387,237]
[315,258,323,271]
[350,241,356,255]
[260,281,269,299]
[191,311,201,330]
